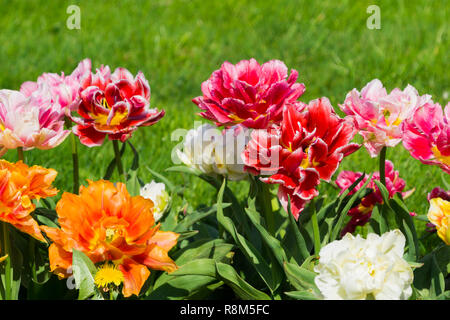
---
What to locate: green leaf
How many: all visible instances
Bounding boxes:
[34,210,59,228]
[173,239,235,266]
[390,195,419,261]
[126,169,140,197]
[103,142,126,180]
[170,259,216,277]
[441,171,450,190]
[72,250,102,300]
[127,141,140,171]
[286,196,310,262]
[414,246,448,298]
[151,239,234,294]
[331,173,373,241]
[285,290,320,300]
[146,166,176,193]
[245,207,288,268]
[0,241,23,300]
[147,275,218,300]
[174,204,231,233]
[215,262,271,300]
[284,261,317,291]
[216,178,280,294]
[166,165,202,176]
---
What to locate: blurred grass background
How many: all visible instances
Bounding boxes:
[0,0,448,227]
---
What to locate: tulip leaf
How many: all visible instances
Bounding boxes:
[245,207,288,268]
[388,196,419,261]
[331,173,373,241]
[146,166,176,193]
[286,196,310,262]
[215,262,271,300]
[414,246,448,298]
[283,261,318,291]
[103,141,126,180]
[34,208,59,228]
[126,169,141,197]
[72,249,102,300]
[441,171,450,190]
[216,178,280,294]
[285,290,320,300]
[151,239,234,293]
[166,165,202,176]
[177,230,199,241]
[0,238,23,300]
[146,274,218,300]
[127,141,140,171]
[170,258,216,277]
[174,203,231,233]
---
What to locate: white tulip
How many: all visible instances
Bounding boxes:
[314,229,413,300]
[140,181,170,222]
[176,124,249,181]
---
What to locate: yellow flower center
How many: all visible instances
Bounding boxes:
[105,227,124,243]
[94,263,124,289]
[432,146,450,166]
[91,98,128,127]
[382,110,402,127]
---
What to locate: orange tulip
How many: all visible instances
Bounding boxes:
[41,180,179,297]
[0,160,58,241]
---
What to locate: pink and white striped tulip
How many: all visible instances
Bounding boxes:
[20,58,91,110]
[402,102,450,174]
[0,89,70,155]
[340,79,431,157]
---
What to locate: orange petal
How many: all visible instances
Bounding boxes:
[48,243,73,278]
[137,244,178,273]
[118,259,150,298]
[150,230,179,252]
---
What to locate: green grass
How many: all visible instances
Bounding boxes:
[0,0,448,222]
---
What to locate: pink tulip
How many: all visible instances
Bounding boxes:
[0,89,70,155]
[193,58,306,129]
[243,98,359,219]
[340,79,431,157]
[402,102,450,174]
[20,59,91,110]
[335,160,411,235]
[69,65,164,147]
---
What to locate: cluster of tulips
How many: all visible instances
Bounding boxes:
[0,58,448,300]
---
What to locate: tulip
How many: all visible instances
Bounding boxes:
[0,160,58,241]
[176,124,249,181]
[335,160,411,235]
[0,89,70,156]
[402,102,450,174]
[427,187,450,245]
[243,98,359,219]
[314,230,413,300]
[340,79,431,157]
[140,181,170,222]
[20,58,91,110]
[70,66,164,147]
[41,180,178,297]
[193,58,306,129]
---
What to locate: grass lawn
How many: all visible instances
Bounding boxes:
[0,0,448,226]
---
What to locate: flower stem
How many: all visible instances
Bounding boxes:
[113,140,126,182]
[257,181,275,235]
[310,198,321,256]
[379,146,386,186]
[71,133,80,194]
[17,147,24,162]
[1,222,11,299]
